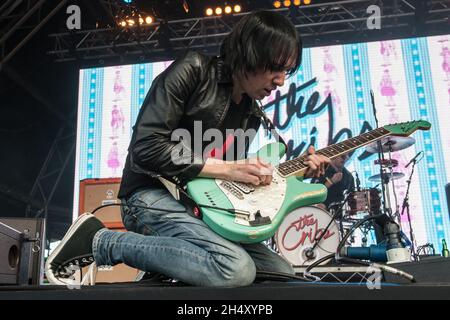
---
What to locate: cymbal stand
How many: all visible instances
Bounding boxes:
[385,143,400,224]
[370,91,392,220]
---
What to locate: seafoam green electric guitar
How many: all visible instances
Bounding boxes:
[185,120,431,243]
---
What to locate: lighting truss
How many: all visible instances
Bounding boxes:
[46,0,449,63]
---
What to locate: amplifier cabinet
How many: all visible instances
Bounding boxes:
[79,178,124,229]
[79,179,141,283]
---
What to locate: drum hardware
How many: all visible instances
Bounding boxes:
[345,188,382,216]
[374,158,399,168]
[303,193,351,263]
[368,172,405,183]
[367,134,414,226]
[276,94,423,268]
[366,91,413,253]
[276,203,345,266]
[302,213,415,282]
[365,136,416,154]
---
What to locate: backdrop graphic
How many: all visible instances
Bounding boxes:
[75,34,450,252]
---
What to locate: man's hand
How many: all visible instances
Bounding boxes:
[227,158,274,186]
[331,172,343,184]
[199,158,274,186]
[303,145,331,179]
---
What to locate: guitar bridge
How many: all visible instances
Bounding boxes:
[249,211,272,227]
[234,210,272,227]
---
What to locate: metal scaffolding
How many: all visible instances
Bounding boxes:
[0,0,69,70]
[47,0,450,63]
[25,123,75,240]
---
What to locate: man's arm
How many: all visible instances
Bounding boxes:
[130,52,205,185]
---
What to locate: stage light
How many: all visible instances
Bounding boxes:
[273,1,282,8]
[206,8,213,16]
[145,16,153,24]
[234,5,241,13]
[127,19,135,26]
[182,0,189,13]
[120,20,127,27]
[215,7,223,15]
[225,6,233,14]
[294,0,301,5]
[303,0,312,4]
[283,0,291,7]
[139,17,144,25]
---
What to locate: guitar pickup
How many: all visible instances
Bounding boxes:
[231,182,255,194]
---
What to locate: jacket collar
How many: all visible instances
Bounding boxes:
[215,56,263,118]
[216,57,233,85]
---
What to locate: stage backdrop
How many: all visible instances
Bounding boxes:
[75,34,450,252]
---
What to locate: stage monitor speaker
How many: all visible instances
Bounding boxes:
[0,223,22,285]
[79,178,123,229]
[0,218,46,285]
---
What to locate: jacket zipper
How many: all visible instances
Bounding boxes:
[216,92,232,128]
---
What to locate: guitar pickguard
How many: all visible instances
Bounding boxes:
[216,171,287,226]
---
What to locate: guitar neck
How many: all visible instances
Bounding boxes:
[277,126,392,177]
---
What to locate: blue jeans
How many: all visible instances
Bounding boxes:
[92,187,294,287]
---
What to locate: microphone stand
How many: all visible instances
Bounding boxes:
[401,156,421,261]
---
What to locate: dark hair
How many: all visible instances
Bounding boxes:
[220,11,302,77]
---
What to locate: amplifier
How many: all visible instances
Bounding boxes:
[79,178,123,229]
[0,218,46,285]
[79,179,141,283]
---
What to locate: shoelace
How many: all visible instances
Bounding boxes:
[56,257,95,278]
[81,262,98,286]
[55,261,98,286]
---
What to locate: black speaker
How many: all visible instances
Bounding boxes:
[0,223,22,285]
[0,218,46,285]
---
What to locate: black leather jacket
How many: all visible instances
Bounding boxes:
[118,51,264,199]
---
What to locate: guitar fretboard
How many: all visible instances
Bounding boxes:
[277,127,391,177]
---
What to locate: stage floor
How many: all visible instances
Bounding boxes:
[1,281,449,300]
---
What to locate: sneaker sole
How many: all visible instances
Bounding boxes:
[45,213,98,286]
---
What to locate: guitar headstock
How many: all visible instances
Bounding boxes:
[383,120,431,136]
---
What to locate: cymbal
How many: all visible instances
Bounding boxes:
[374,159,399,168]
[368,172,405,182]
[366,136,416,154]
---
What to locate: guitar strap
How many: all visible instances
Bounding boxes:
[255,101,288,151]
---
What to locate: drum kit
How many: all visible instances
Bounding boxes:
[276,136,419,267]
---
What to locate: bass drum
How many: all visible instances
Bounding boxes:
[275,206,340,267]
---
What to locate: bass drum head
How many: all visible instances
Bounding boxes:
[275,206,340,267]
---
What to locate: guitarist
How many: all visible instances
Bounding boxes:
[46,11,330,287]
